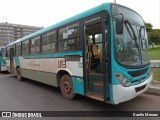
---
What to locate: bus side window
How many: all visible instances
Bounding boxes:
[41,30,57,54]
[16,42,22,56]
[22,40,29,56]
[30,36,40,55]
[58,23,79,52]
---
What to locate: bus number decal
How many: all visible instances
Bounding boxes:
[58,60,66,68]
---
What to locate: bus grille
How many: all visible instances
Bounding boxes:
[131,76,146,85]
[128,67,148,77]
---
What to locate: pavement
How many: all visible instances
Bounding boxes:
[145,80,160,96]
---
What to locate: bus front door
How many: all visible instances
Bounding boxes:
[82,12,109,102]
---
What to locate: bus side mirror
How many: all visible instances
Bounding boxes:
[116,18,123,34]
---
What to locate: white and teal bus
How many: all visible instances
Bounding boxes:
[0,46,7,72]
[6,3,152,104]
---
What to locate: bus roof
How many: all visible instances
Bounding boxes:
[6,3,111,47]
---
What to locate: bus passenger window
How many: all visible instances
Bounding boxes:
[30,36,40,55]
[58,23,79,52]
[58,38,79,52]
[41,30,57,54]
[22,40,29,56]
[16,42,22,56]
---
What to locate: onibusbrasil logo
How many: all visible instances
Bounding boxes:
[1,112,42,118]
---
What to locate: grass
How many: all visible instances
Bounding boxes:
[152,68,160,81]
[149,46,160,60]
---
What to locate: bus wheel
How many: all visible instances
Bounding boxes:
[16,68,23,81]
[60,74,75,99]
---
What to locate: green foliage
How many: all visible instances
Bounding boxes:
[145,23,153,32]
[151,29,160,45]
[145,23,160,45]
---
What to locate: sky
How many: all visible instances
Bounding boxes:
[0,0,159,29]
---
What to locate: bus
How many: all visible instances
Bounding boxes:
[6,3,153,104]
[0,46,7,72]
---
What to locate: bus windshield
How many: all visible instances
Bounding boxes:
[112,4,150,67]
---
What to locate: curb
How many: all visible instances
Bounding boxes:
[150,60,160,68]
[145,81,160,96]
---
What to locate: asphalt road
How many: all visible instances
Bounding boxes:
[0,72,159,120]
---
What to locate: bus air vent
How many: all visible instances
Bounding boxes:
[135,84,146,93]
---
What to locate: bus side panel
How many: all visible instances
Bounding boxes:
[18,56,61,86]
[72,76,84,95]
[21,69,58,86]
[14,55,84,94]
[18,57,82,76]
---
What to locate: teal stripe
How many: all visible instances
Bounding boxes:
[24,51,82,59]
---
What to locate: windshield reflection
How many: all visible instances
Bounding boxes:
[112,4,150,67]
[114,21,150,66]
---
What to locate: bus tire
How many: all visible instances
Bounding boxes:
[60,74,75,99]
[16,68,23,81]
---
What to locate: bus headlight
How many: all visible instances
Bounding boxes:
[115,73,131,87]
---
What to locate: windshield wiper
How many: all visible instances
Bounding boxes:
[124,20,138,47]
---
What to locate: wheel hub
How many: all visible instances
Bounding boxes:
[63,80,72,94]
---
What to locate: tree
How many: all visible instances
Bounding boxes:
[145,23,160,45]
[145,23,153,32]
[150,29,160,45]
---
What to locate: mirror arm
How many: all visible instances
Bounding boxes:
[111,13,124,20]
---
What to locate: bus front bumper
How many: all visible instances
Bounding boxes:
[112,72,153,104]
